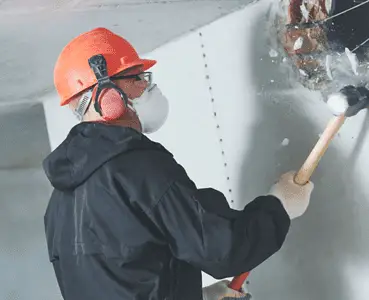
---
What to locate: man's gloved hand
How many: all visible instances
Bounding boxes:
[202,280,251,300]
[268,170,314,219]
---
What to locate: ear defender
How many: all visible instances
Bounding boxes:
[88,54,128,121]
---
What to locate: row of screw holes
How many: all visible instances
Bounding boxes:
[199,31,234,204]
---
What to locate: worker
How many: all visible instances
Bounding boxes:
[42,27,314,300]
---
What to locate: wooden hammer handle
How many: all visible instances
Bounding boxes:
[229,114,346,291]
[294,114,346,184]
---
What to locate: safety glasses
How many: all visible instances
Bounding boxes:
[111,72,153,87]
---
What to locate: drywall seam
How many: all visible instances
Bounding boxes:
[198,30,234,204]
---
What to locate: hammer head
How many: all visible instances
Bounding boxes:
[327,85,369,117]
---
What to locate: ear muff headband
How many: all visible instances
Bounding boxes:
[87,54,129,117]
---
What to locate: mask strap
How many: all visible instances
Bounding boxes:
[74,90,93,121]
[88,54,129,116]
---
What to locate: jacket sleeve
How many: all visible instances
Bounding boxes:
[146,176,291,279]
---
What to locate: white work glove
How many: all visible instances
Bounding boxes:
[202,280,251,300]
[268,171,314,219]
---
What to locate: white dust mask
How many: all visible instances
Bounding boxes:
[129,84,169,134]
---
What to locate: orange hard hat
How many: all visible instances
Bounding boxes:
[54,27,157,106]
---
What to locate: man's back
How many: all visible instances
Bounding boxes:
[43,122,203,299]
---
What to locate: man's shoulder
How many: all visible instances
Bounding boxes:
[107,140,184,181]
[100,145,189,208]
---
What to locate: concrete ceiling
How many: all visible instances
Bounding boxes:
[0,0,250,106]
[0,0,252,170]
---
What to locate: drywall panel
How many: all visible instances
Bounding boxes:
[198,1,369,299]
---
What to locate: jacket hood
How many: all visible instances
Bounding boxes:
[42,122,170,191]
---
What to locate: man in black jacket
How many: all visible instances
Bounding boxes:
[43,27,314,300]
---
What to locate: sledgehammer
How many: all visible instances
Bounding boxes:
[228,85,369,291]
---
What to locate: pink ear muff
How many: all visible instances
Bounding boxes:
[98,88,127,121]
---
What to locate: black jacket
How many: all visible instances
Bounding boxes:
[43,122,290,300]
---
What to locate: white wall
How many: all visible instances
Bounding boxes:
[43,95,79,151]
[43,1,369,299]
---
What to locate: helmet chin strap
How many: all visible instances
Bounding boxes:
[88,54,129,117]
